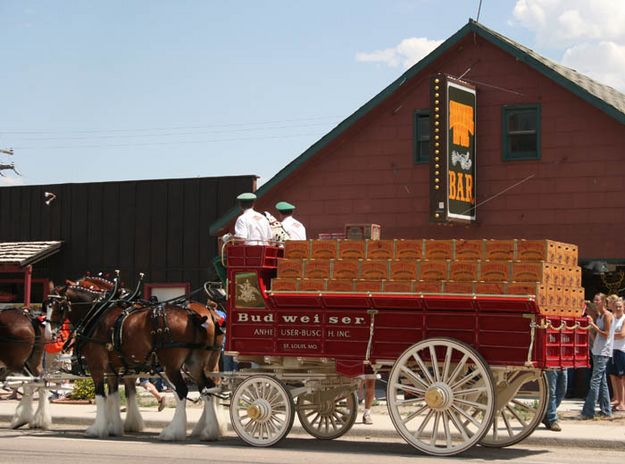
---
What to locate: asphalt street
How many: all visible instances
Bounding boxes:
[0,424,623,464]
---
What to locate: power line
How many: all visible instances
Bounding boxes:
[8,121,338,142]
[14,131,326,151]
[0,115,341,135]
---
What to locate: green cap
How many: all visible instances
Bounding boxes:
[237,192,257,201]
[275,201,295,212]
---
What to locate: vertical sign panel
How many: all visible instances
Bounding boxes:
[430,74,477,223]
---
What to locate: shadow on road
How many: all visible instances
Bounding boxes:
[2,427,551,461]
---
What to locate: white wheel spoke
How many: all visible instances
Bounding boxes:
[501,409,514,437]
[401,403,430,425]
[431,411,441,446]
[451,404,481,428]
[454,397,488,410]
[429,345,441,382]
[442,411,452,448]
[451,368,482,391]
[447,353,469,386]
[511,398,537,414]
[395,383,426,396]
[413,352,435,385]
[442,346,453,383]
[447,408,470,441]
[416,408,435,437]
[399,365,430,390]
[505,404,527,427]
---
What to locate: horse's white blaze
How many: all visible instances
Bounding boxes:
[158,396,187,441]
[85,395,109,438]
[123,388,144,433]
[11,385,34,429]
[107,391,123,436]
[32,387,51,429]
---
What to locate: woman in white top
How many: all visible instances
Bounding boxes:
[609,298,625,411]
[581,292,615,419]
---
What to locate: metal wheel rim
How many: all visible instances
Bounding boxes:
[230,375,294,447]
[480,371,548,448]
[387,337,495,456]
[296,390,358,440]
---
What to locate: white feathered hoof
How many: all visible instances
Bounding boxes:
[11,389,34,429]
[107,391,124,436]
[85,396,109,438]
[194,396,223,441]
[123,391,144,433]
[31,387,51,430]
[158,397,187,441]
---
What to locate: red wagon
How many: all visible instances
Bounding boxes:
[223,243,589,456]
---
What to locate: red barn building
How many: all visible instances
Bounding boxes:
[211,21,625,289]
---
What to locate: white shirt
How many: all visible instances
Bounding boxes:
[281,216,307,240]
[613,314,625,352]
[234,208,273,244]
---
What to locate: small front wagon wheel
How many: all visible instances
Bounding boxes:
[480,370,548,448]
[387,338,495,456]
[230,375,295,447]
[296,389,358,440]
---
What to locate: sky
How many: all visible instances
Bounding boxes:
[1,0,624,187]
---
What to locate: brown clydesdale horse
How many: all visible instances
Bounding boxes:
[0,307,50,429]
[45,276,224,440]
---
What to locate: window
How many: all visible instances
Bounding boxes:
[413,110,431,163]
[144,283,190,302]
[502,104,541,160]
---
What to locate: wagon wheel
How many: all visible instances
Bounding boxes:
[387,337,495,456]
[230,375,295,447]
[480,370,548,448]
[296,389,358,440]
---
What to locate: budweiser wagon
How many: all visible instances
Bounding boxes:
[222,238,589,456]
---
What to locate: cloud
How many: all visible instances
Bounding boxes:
[562,41,625,90]
[513,0,625,46]
[513,0,625,91]
[356,37,444,69]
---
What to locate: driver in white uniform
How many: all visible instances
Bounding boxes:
[234,192,272,244]
[275,201,306,240]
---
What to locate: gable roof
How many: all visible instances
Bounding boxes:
[0,241,62,267]
[210,19,625,235]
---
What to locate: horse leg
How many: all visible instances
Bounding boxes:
[32,386,51,429]
[123,378,144,433]
[11,385,34,429]
[106,377,123,436]
[189,350,223,441]
[85,375,109,438]
[158,367,188,441]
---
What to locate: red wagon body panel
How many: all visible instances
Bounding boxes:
[225,244,589,376]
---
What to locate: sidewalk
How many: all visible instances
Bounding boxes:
[0,396,623,449]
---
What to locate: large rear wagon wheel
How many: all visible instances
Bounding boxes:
[230,375,295,447]
[387,337,495,456]
[296,389,358,440]
[480,370,548,448]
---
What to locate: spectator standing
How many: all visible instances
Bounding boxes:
[609,298,625,411]
[361,378,375,425]
[234,192,272,245]
[581,293,615,419]
[543,369,567,431]
[275,201,306,240]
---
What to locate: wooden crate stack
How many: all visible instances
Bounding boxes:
[270,239,584,317]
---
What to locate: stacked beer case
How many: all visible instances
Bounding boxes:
[271,238,584,317]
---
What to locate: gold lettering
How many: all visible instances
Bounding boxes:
[456,172,465,201]
[448,171,457,200]
[465,174,474,203]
